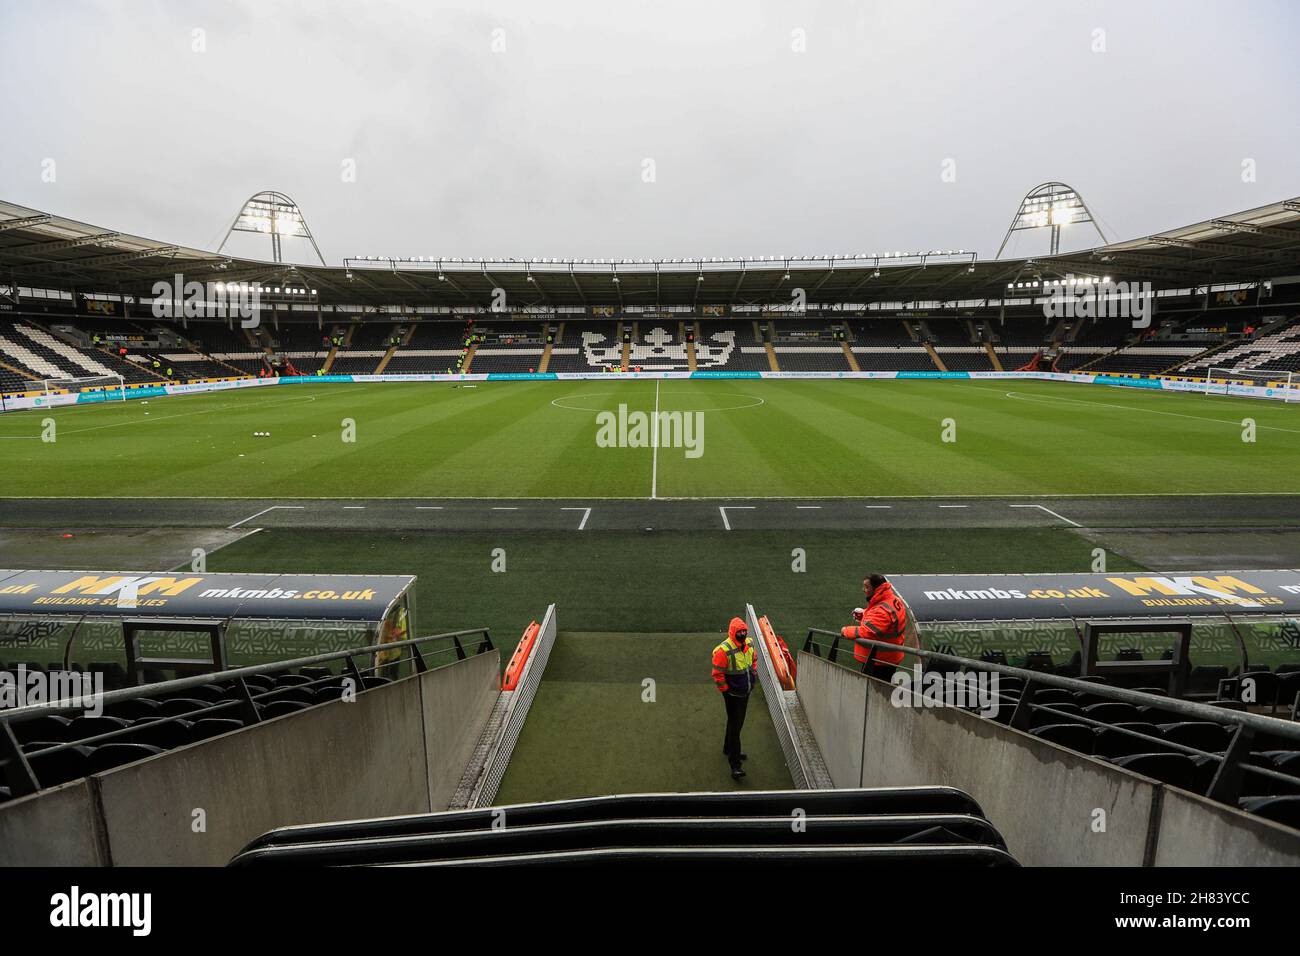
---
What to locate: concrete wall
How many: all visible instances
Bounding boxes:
[0,779,105,867]
[421,650,498,809]
[798,654,1300,866]
[796,648,869,787]
[0,650,499,866]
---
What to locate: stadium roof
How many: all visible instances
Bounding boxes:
[2,196,1298,312]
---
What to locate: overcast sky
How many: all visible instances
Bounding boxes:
[1,0,1297,266]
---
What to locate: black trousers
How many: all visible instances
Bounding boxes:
[722,692,749,767]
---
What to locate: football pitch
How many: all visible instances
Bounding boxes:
[3,377,1298,499]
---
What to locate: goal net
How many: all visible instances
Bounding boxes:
[1203,367,1298,401]
[40,374,127,401]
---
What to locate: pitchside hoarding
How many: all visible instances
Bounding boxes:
[890,571,1300,623]
[0,569,415,623]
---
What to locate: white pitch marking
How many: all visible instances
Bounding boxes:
[227,505,305,529]
[415,506,444,510]
[492,507,519,511]
[938,504,968,509]
[1009,503,1083,527]
[343,506,365,510]
[718,505,755,531]
[865,505,892,509]
[795,505,821,510]
[561,506,592,530]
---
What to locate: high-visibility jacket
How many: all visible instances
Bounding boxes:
[712,617,757,697]
[841,581,908,666]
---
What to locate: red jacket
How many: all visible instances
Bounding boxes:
[712,617,758,696]
[841,581,908,665]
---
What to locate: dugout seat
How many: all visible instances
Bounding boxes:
[105,697,163,721]
[259,700,313,719]
[11,714,71,745]
[1238,795,1300,829]
[86,743,164,774]
[1094,722,1164,758]
[124,718,194,750]
[66,715,131,743]
[1031,701,1082,727]
[157,697,215,718]
[1032,688,1074,706]
[1158,721,1230,753]
[1081,701,1141,724]
[1109,753,1199,790]
[21,742,92,788]
[1030,723,1095,754]
[190,718,244,742]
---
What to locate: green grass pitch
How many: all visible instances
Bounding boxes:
[3,378,1298,497]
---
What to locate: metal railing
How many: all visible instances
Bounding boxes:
[803,627,1300,807]
[0,627,493,798]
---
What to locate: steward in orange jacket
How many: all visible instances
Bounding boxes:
[841,574,908,677]
[713,617,757,779]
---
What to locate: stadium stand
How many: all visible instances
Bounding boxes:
[1177,316,1300,375]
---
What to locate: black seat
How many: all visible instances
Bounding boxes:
[1032,688,1074,706]
[1094,722,1164,758]
[189,683,234,703]
[361,676,392,690]
[1238,795,1300,828]
[190,718,244,742]
[1188,665,1230,696]
[259,686,315,706]
[22,742,93,788]
[1237,671,1279,707]
[124,718,194,750]
[104,698,163,721]
[11,714,72,745]
[1022,652,1055,673]
[157,697,215,719]
[259,699,312,719]
[299,666,333,682]
[273,674,314,688]
[65,715,131,744]
[1158,722,1230,754]
[1275,672,1300,710]
[1081,701,1140,725]
[1029,723,1095,755]
[313,684,347,703]
[1030,701,1082,728]
[1110,753,1199,790]
[86,743,164,774]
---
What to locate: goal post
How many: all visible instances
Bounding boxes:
[39,374,127,402]
[1203,367,1297,401]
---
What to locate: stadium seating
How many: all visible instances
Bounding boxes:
[1177,317,1300,375]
